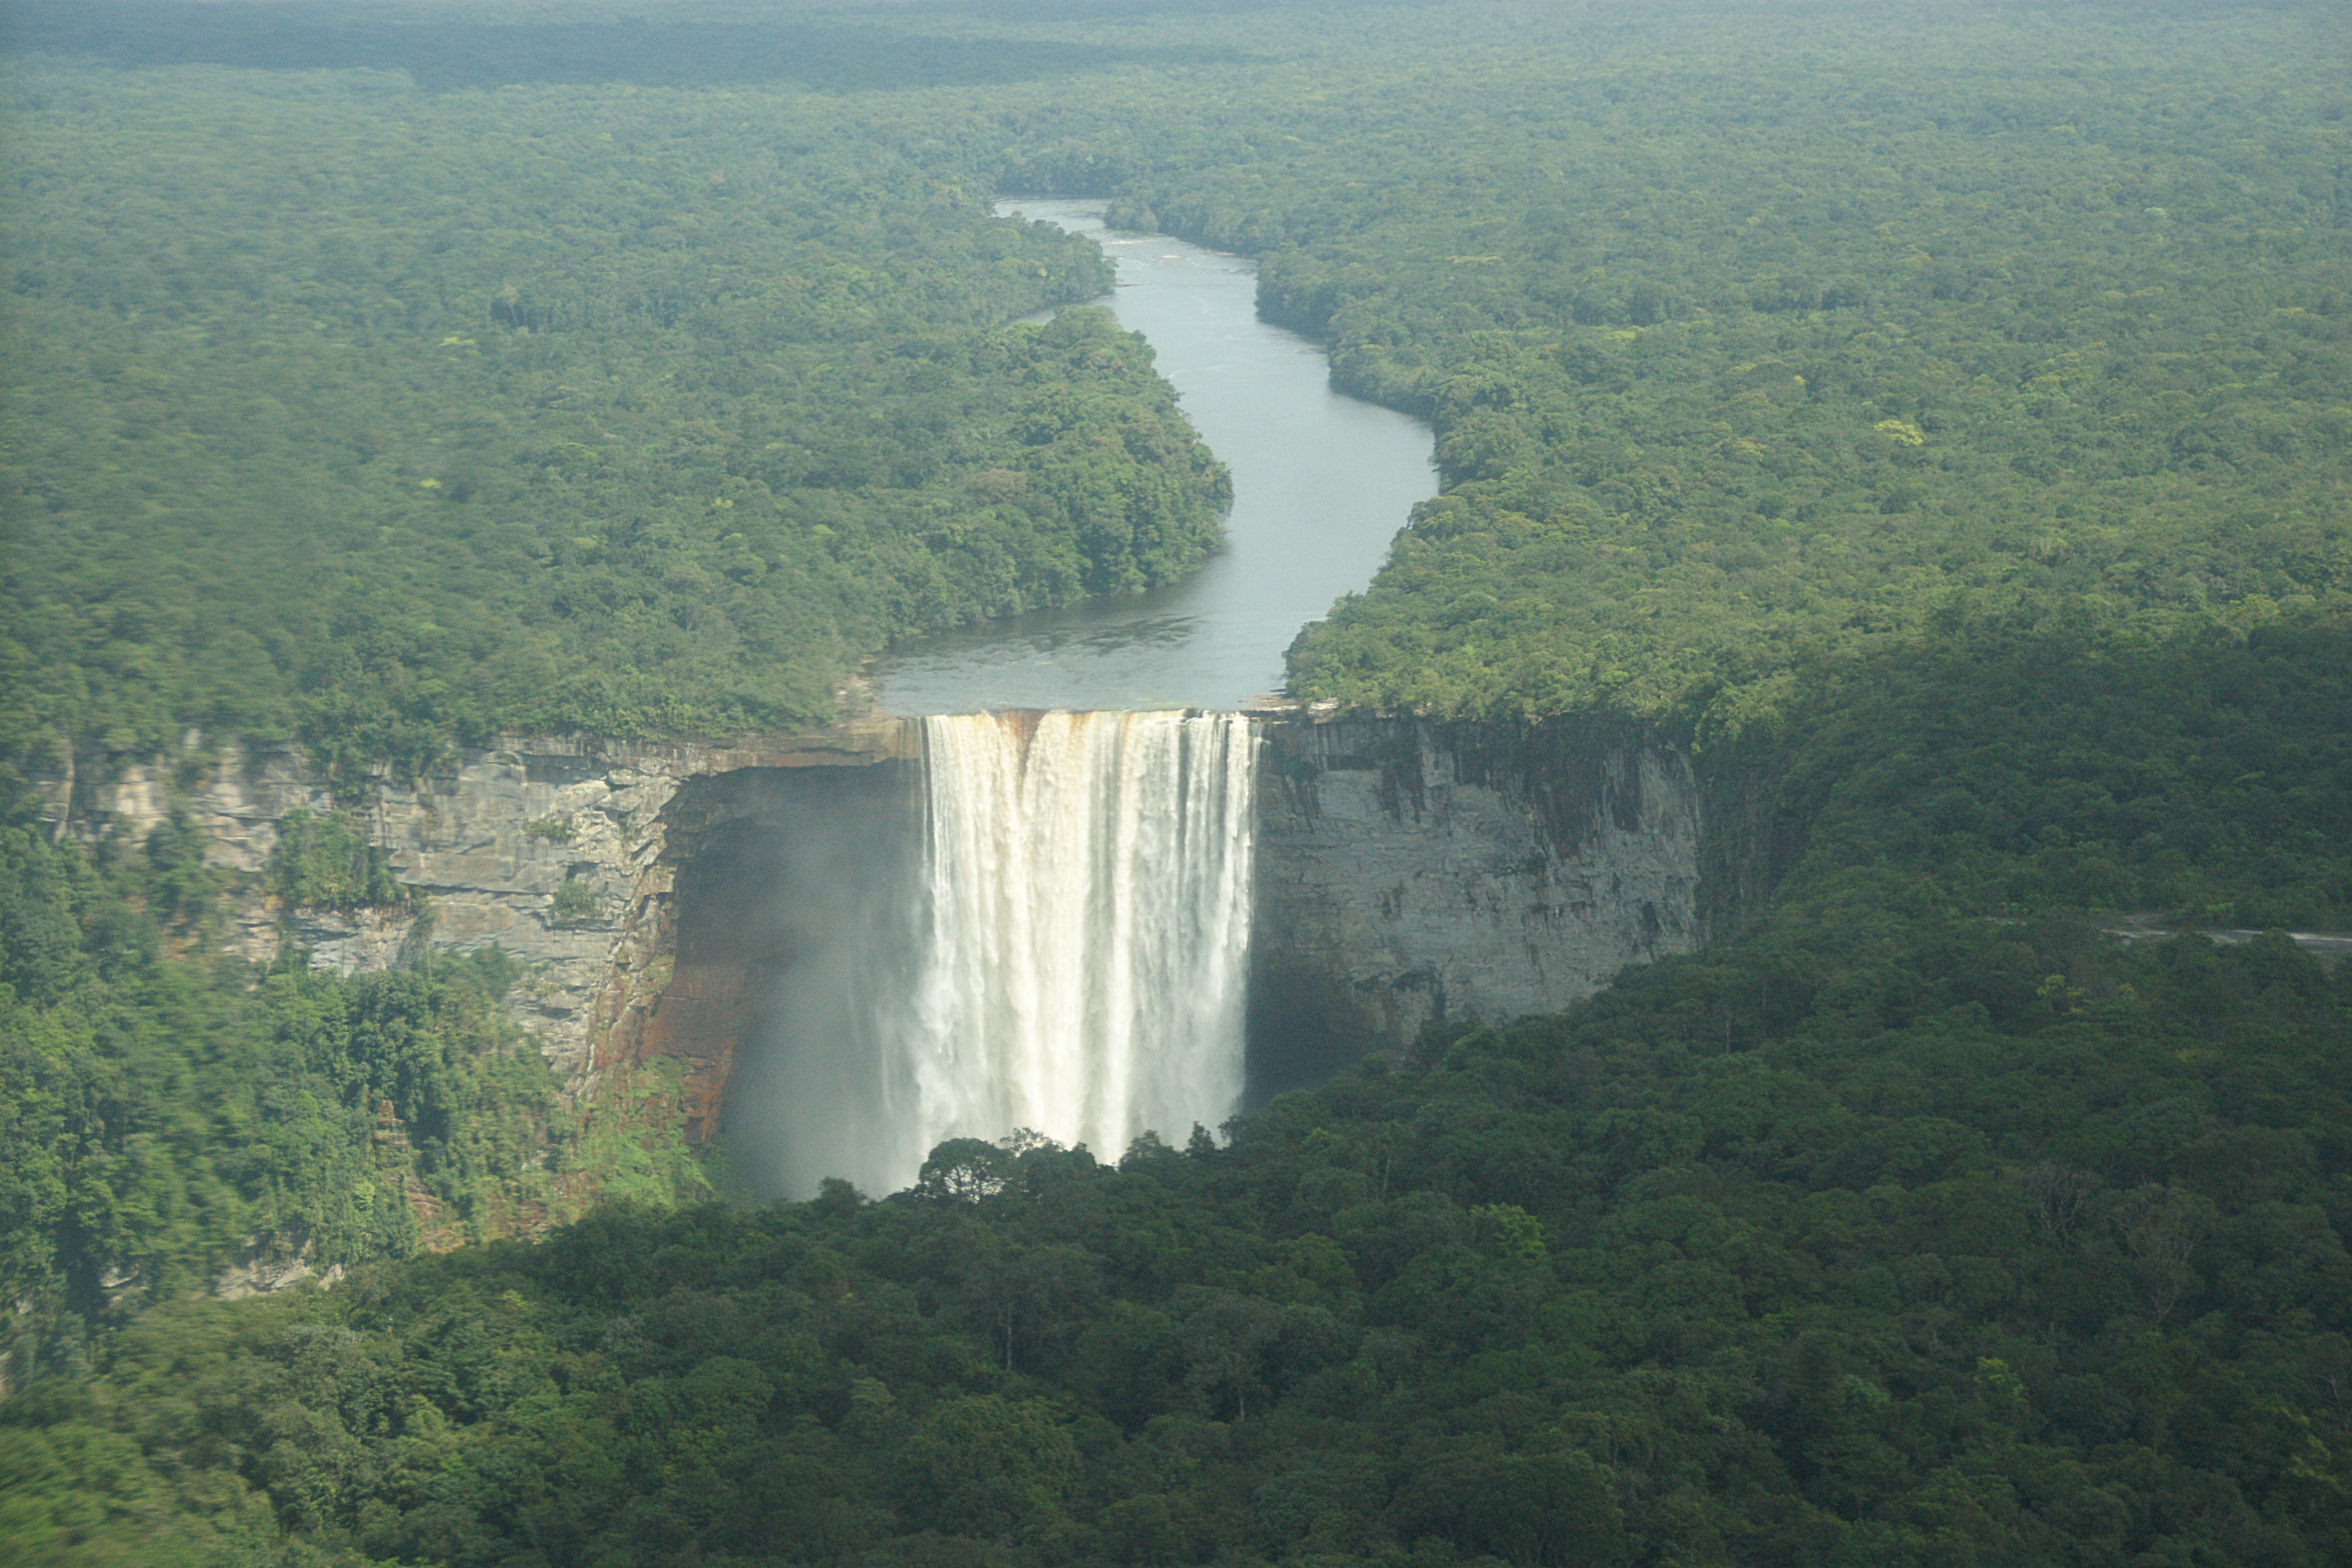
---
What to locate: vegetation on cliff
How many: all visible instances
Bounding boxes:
[0,780,731,1410]
[0,799,560,1333]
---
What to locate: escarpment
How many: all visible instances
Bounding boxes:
[46,712,1704,1142]
[1248,717,1702,1095]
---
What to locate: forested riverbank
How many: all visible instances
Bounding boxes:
[1028,4,2351,731]
[1,61,1228,784]
[4,2,2350,1564]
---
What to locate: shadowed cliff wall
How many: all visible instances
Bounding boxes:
[639,762,924,1158]
[48,713,1706,1158]
[1249,717,1702,1091]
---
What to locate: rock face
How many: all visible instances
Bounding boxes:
[211,1234,347,1302]
[51,723,919,1090]
[612,760,925,1149]
[1250,718,1702,1086]
[51,712,1704,1136]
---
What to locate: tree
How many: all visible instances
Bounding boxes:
[2114,1183,2218,1324]
[1177,1289,1283,1422]
[1473,1450,1628,1568]
[900,1395,1079,1539]
[950,1235,1100,1371]
[917,1139,1016,1205]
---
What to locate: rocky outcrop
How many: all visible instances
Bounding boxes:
[1250,717,1702,1079]
[50,710,1705,1144]
[50,723,919,1090]
[211,1234,347,1302]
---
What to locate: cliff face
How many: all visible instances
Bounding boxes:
[50,712,1704,1143]
[1250,718,1702,1088]
[47,723,918,1093]
[618,760,925,1150]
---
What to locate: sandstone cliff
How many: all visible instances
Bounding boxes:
[40,724,918,1101]
[45,713,1703,1135]
[1251,717,1702,1087]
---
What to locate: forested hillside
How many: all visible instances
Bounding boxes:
[1,59,1227,785]
[989,2,2352,725]
[4,1,2350,1565]
[11,873,2350,1565]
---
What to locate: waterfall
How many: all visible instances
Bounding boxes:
[903,710,1256,1171]
[748,709,1256,1198]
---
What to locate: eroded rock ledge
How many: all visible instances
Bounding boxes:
[1250,717,1702,1088]
[48,712,1703,1132]
[45,721,919,1095]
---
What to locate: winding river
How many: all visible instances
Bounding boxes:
[872,200,1436,715]
[741,203,1435,1193]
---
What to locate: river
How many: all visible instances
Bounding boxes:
[871,200,1435,715]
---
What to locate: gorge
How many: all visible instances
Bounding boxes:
[47,711,1705,1200]
[32,208,1703,1201]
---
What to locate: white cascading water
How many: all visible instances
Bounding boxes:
[738,709,1256,1199]
[892,710,1255,1178]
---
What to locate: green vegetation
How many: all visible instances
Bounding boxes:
[566,1057,720,1213]
[0,799,566,1364]
[6,903,2345,1564]
[0,774,727,1412]
[1698,616,2352,935]
[4,1,2350,1564]
[1,55,1227,789]
[9,1,2343,764]
[13,611,2349,1566]
[548,875,601,926]
[1039,4,2351,723]
[267,809,411,912]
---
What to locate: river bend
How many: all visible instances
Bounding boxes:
[873,200,1436,715]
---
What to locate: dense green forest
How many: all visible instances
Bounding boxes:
[5,0,2351,1564]
[1010,4,2352,725]
[7,0,2345,769]
[19,909,2348,1564]
[1,53,1227,786]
